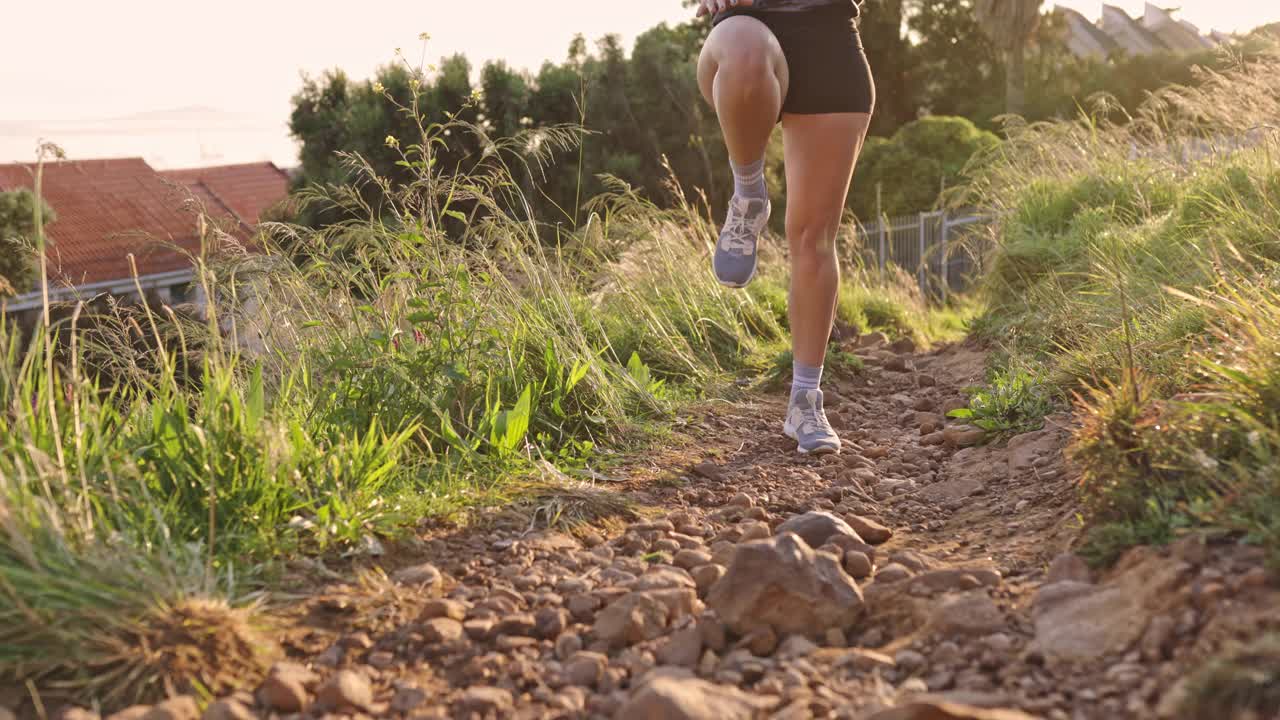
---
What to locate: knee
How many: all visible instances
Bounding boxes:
[714,42,777,101]
[788,222,839,272]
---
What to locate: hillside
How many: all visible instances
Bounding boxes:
[3,46,1280,720]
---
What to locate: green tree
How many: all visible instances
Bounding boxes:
[0,189,52,298]
[849,115,999,219]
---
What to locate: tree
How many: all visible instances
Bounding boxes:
[973,0,1044,115]
[0,189,53,298]
[859,0,919,137]
[848,116,999,219]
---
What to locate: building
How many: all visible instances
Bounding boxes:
[1057,2,1219,60]
[1059,6,1121,59]
[0,158,288,314]
[1142,3,1215,52]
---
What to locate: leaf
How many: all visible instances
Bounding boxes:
[947,407,975,419]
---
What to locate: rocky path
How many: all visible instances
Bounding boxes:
[49,337,1280,720]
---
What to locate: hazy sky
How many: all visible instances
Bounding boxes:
[2,0,1275,125]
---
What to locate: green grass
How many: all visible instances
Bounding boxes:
[964,48,1280,566]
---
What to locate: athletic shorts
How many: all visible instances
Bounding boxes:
[713,3,876,118]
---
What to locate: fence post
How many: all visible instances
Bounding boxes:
[917,212,927,294]
[940,213,950,303]
[876,184,886,277]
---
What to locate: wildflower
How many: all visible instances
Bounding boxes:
[385,135,399,148]
[414,328,426,344]
[410,78,420,90]
[373,81,385,94]
[419,32,431,41]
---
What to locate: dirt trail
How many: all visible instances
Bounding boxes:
[57,337,1280,720]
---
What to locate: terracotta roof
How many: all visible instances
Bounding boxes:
[0,158,222,286]
[161,162,290,226]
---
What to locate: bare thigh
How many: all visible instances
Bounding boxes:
[696,15,790,108]
[781,113,872,245]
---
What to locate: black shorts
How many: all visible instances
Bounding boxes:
[714,4,875,118]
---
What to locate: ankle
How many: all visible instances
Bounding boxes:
[731,157,767,200]
[791,361,823,400]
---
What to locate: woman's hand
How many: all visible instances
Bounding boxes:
[696,0,755,17]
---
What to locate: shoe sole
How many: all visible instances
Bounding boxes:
[782,424,841,456]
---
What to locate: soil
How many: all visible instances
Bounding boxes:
[25,336,1280,720]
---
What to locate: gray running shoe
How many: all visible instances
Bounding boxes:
[783,389,842,455]
[713,195,770,288]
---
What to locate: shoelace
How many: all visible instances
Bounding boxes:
[719,199,759,256]
[799,405,834,436]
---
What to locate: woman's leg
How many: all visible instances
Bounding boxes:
[781,112,871,453]
[697,16,790,288]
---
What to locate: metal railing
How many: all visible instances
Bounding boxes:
[846,211,992,298]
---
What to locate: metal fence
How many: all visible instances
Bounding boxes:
[846,211,991,299]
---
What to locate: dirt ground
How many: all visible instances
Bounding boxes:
[32,336,1280,720]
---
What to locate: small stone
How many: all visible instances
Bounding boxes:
[424,616,466,643]
[1141,615,1175,661]
[844,551,873,579]
[657,625,704,668]
[455,687,514,716]
[200,700,253,720]
[674,548,713,570]
[693,462,729,482]
[420,598,467,621]
[895,649,927,672]
[368,650,395,669]
[918,374,937,387]
[495,612,538,637]
[564,651,608,688]
[744,625,779,656]
[776,634,818,659]
[930,594,1007,638]
[846,515,894,545]
[463,617,495,640]
[739,521,771,542]
[728,493,755,509]
[259,672,308,713]
[139,697,199,720]
[556,631,584,660]
[875,563,913,583]
[391,562,444,592]
[617,673,770,720]
[943,426,985,447]
[106,707,151,720]
[316,670,372,712]
[1046,554,1092,584]
[700,616,728,652]
[390,686,428,714]
[824,627,847,648]
[691,564,727,598]
[55,709,100,720]
[534,607,570,639]
[775,511,865,549]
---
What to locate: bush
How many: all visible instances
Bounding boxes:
[849,116,1000,220]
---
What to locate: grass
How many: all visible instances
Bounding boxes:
[0,82,956,709]
[962,47,1280,567]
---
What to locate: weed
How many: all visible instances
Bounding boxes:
[949,368,1054,441]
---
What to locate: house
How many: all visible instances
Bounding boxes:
[1142,3,1215,52]
[1057,2,1219,60]
[1100,3,1169,55]
[1059,6,1121,59]
[0,158,288,314]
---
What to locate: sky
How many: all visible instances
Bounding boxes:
[1,0,1276,167]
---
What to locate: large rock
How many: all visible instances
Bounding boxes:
[1032,548,1190,667]
[707,532,864,636]
[775,512,865,549]
[594,589,701,648]
[617,672,770,720]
